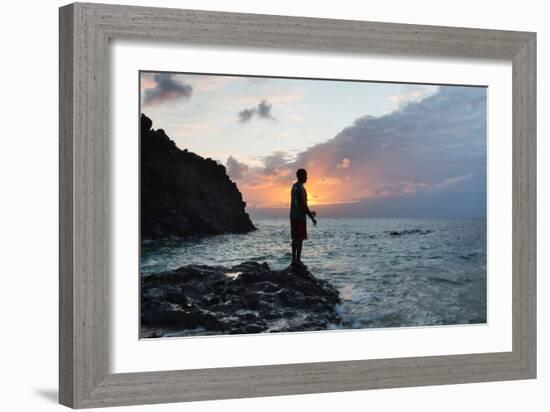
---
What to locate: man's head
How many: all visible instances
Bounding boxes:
[296,168,307,183]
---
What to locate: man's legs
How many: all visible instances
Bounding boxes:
[296,240,303,263]
[291,240,303,265]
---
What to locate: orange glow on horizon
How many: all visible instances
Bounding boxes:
[238,160,375,209]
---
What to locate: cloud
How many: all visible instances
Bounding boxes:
[294,85,485,189]
[226,156,249,180]
[238,99,275,122]
[261,151,293,176]
[337,158,351,169]
[430,172,474,190]
[365,172,474,198]
[389,85,438,108]
[237,86,486,214]
[238,108,256,123]
[142,73,193,107]
[318,177,342,185]
[257,100,274,119]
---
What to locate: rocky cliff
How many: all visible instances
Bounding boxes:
[141,114,256,239]
[140,261,342,337]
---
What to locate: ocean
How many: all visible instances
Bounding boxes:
[141,218,487,329]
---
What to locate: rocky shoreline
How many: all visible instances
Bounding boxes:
[140,261,342,337]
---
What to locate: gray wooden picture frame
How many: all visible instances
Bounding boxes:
[59,2,536,409]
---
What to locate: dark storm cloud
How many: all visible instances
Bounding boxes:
[142,73,193,106]
[295,86,486,191]
[241,86,487,217]
[226,156,249,180]
[238,99,275,122]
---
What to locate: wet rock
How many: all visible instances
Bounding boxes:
[140,262,341,337]
[388,229,433,236]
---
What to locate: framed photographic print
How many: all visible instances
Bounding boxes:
[59,2,536,408]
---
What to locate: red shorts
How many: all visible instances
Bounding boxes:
[290,219,307,241]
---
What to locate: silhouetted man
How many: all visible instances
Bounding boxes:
[290,169,317,268]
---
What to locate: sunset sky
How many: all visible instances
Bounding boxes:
[140,72,487,218]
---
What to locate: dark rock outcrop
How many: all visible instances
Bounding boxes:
[388,229,433,236]
[140,262,342,337]
[141,113,256,240]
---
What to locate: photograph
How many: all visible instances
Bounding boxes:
[139,71,487,339]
